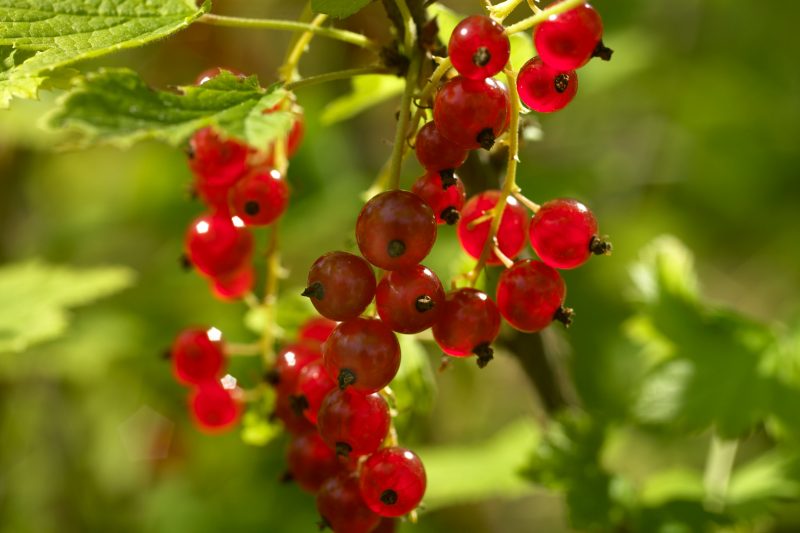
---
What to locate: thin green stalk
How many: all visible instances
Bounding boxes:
[703,434,738,512]
[284,66,392,92]
[504,0,585,34]
[387,54,421,190]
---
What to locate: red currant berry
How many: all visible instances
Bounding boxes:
[317,473,381,533]
[186,213,254,278]
[414,121,468,172]
[457,190,530,265]
[188,127,251,195]
[190,381,239,432]
[274,389,317,435]
[210,266,254,301]
[359,447,427,517]
[432,288,501,367]
[171,327,225,386]
[449,15,511,80]
[298,316,338,346]
[317,388,390,458]
[496,259,568,332]
[229,167,289,226]
[293,360,336,424]
[411,170,466,225]
[375,265,445,334]
[529,198,610,269]
[517,57,578,113]
[433,77,510,150]
[286,432,343,494]
[373,519,397,533]
[533,2,610,71]
[356,190,437,271]
[303,252,376,321]
[269,343,321,395]
[323,318,400,392]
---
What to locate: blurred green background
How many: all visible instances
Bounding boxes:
[0,0,798,532]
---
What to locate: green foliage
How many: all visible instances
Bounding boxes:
[0,260,135,353]
[241,387,282,447]
[0,0,207,107]
[311,0,373,19]
[320,74,404,125]
[49,69,294,148]
[391,334,436,433]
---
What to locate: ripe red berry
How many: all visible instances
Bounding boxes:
[274,389,316,435]
[186,213,254,278]
[303,252,376,321]
[323,318,400,392]
[286,432,343,493]
[375,265,445,334]
[270,343,321,395]
[496,259,567,332]
[529,198,610,269]
[190,381,240,432]
[298,316,338,346]
[170,327,225,386]
[293,360,336,424]
[188,127,251,202]
[517,57,578,113]
[411,170,466,225]
[359,447,427,517]
[533,2,609,71]
[433,77,510,150]
[229,167,289,226]
[457,191,530,265]
[210,266,254,300]
[317,473,381,533]
[449,15,510,80]
[432,288,501,367]
[414,121,468,172]
[356,190,437,271]
[317,388,391,458]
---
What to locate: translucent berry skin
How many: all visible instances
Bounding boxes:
[271,343,322,395]
[274,389,316,435]
[530,198,598,269]
[411,171,467,225]
[432,288,501,357]
[317,388,391,458]
[188,127,250,194]
[190,382,239,432]
[210,266,254,301]
[294,360,336,424]
[229,167,289,226]
[286,432,343,494]
[171,327,225,386]
[517,57,578,113]
[457,191,530,265]
[186,213,254,278]
[304,252,376,321]
[317,473,381,533]
[298,317,338,346]
[356,190,437,271]
[375,265,445,334]
[496,259,566,332]
[323,318,400,393]
[415,121,468,172]
[449,15,511,80]
[359,447,427,517]
[433,77,510,150]
[533,2,603,71]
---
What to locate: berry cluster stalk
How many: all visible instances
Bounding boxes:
[504,0,586,35]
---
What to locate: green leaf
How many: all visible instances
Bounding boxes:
[726,452,800,518]
[311,0,373,19]
[0,260,135,353]
[0,0,208,108]
[320,74,404,125]
[49,68,294,149]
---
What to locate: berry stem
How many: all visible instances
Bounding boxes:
[407,57,452,144]
[279,13,329,83]
[260,222,283,366]
[504,0,586,35]
[284,66,393,92]
[387,52,421,190]
[512,189,541,213]
[487,0,525,21]
[226,343,263,356]
[198,14,381,50]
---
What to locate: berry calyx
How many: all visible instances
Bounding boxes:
[432,288,501,367]
[496,259,567,332]
[529,198,609,269]
[293,360,336,424]
[171,327,225,386]
[414,121,468,172]
[533,2,608,71]
[317,388,391,458]
[359,447,427,517]
[185,213,253,278]
[286,432,343,494]
[230,167,289,226]
[356,190,437,271]
[322,318,401,393]
[448,15,511,80]
[433,77,510,150]
[517,57,578,113]
[210,266,254,301]
[411,171,467,226]
[274,389,317,435]
[303,251,376,321]
[457,191,530,265]
[190,381,240,432]
[317,473,381,533]
[375,265,445,334]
